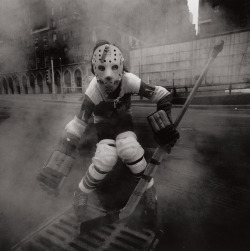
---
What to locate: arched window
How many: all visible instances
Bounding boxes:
[74,69,82,93]
[8,77,14,94]
[37,73,43,94]
[55,71,61,94]
[15,76,21,94]
[30,74,35,94]
[3,78,8,94]
[64,70,71,93]
[22,75,28,94]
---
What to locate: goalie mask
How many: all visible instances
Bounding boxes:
[92,44,124,93]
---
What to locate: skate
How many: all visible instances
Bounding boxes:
[73,188,88,222]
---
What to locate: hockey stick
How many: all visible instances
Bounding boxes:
[80,40,224,231]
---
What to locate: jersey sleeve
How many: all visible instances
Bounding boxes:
[139,81,172,114]
[122,72,141,94]
[78,94,95,123]
[139,81,170,102]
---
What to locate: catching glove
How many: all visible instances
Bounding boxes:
[147,110,179,152]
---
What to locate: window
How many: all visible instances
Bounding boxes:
[244,0,250,9]
[52,19,56,28]
[25,40,30,48]
[214,5,220,13]
[42,36,48,48]
[63,33,68,41]
[60,6,66,16]
[71,0,77,8]
[73,12,80,20]
[52,33,57,42]
[34,38,39,49]
[60,17,68,25]
[240,17,247,28]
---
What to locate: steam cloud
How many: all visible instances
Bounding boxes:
[0,100,85,249]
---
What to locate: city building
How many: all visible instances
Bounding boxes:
[0,0,196,95]
[0,0,133,95]
[198,0,250,37]
[127,0,196,46]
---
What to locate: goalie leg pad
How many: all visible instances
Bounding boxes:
[37,150,75,195]
[116,131,147,174]
[79,139,118,194]
[92,139,118,171]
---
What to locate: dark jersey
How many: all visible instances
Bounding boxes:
[79,72,171,124]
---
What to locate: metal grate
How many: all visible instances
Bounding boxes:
[12,205,156,251]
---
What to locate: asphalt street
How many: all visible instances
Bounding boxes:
[0,96,250,251]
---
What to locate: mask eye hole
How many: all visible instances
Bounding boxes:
[98,65,105,71]
[112,65,118,70]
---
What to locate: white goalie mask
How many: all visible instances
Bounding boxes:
[92,44,124,93]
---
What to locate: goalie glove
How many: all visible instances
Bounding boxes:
[37,116,86,196]
[147,110,179,152]
[37,130,81,196]
[65,115,87,139]
[60,132,80,156]
[37,150,75,196]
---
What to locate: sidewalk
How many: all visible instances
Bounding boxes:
[1,94,250,110]
[0,93,83,104]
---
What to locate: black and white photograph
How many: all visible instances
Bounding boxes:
[0,0,250,250]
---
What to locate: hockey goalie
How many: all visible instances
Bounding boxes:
[38,40,180,225]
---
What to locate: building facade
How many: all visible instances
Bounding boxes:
[199,0,250,37]
[0,0,196,95]
[130,30,250,96]
[0,0,133,95]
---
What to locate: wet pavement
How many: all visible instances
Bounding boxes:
[0,95,250,250]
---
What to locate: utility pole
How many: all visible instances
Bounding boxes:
[59,57,64,98]
[173,72,176,97]
[172,72,175,89]
[139,60,143,100]
[51,57,57,99]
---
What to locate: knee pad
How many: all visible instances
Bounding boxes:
[116,131,146,174]
[92,139,118,172]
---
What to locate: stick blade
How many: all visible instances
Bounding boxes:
[80,211,120,232]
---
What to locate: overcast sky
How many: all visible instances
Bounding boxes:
[187,0,199,31]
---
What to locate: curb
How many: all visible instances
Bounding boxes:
[1,95,250,110]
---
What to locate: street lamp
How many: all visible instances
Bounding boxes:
[59,57,64,98]
[51,57,57,99]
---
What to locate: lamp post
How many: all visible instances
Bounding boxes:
[173,72,177,97]
[51,57,57,99]
[59,57,64,98]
